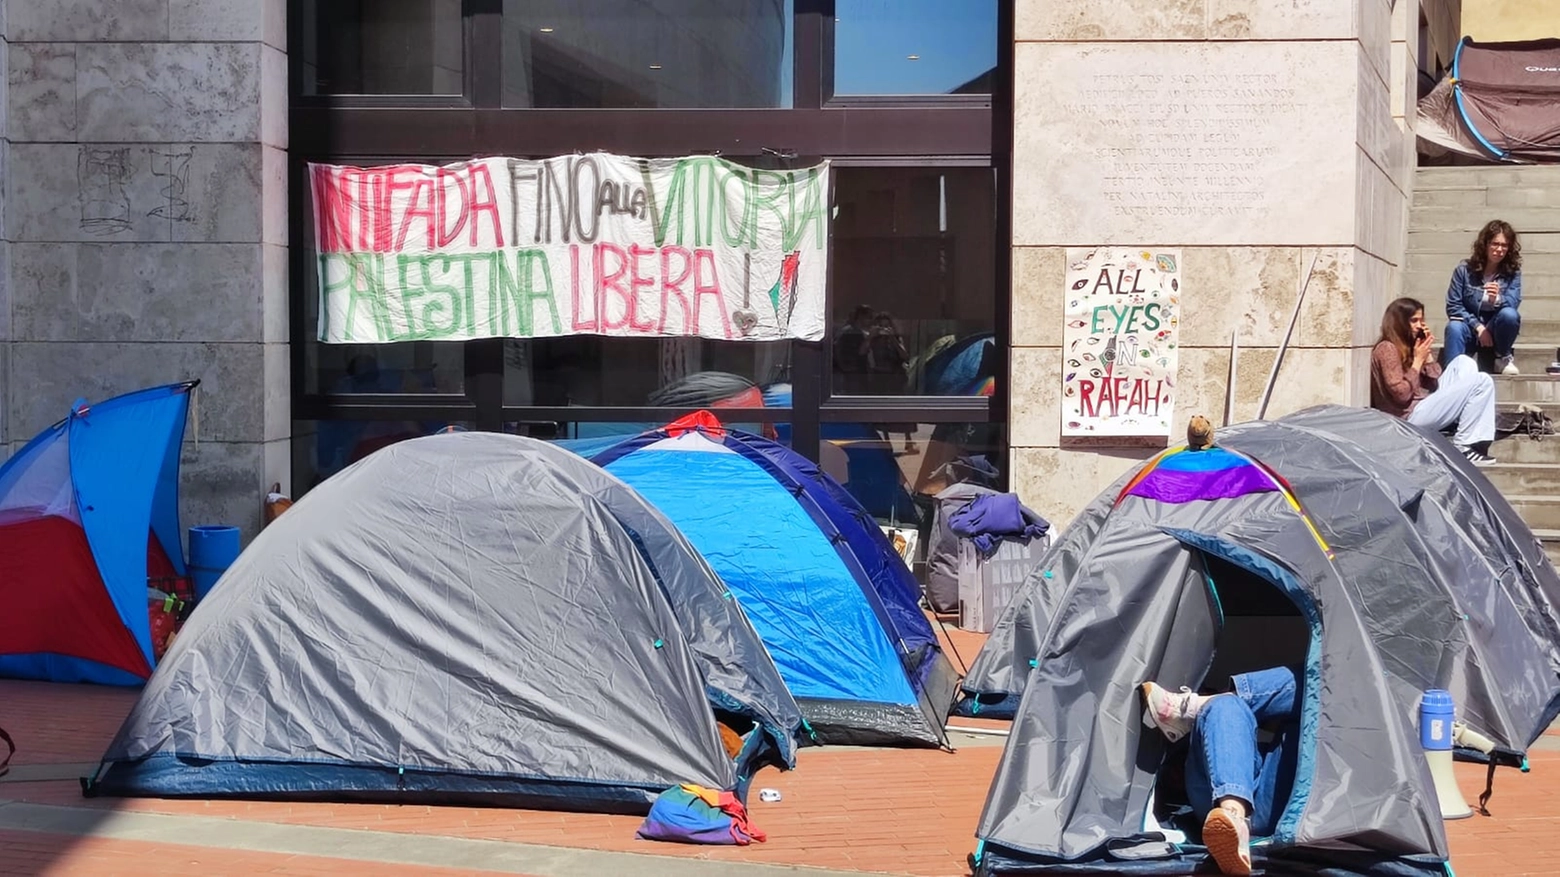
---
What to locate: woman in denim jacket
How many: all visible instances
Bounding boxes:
[1443,219,1522,374]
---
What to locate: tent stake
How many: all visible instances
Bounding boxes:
[1258,250,1319,420]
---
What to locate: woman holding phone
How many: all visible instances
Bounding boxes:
[1442,219,1523,374]
[1371,297,1497,466]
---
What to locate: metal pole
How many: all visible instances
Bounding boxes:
[1224,328,1239,427]
[1258,250,1319,420]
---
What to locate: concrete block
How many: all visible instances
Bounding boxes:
[172,144,263,243]
[77,43,260,143]
[262,243,288,343]
[263,342,289,442]
[261,145,286,245]
[8,143,264,243]
[169,0,266,41]
[1013,41,1358,246]
[0,241,9,342]
[1356,46,1396,190]
[1011,246,1063,348]
[8,341,265,442]
[1356,0,1393,91]
[91,244,260,342]
[260,44,286,150]
[263,436,290,498]
[10,242,78,340]
[1177,247,1355,348]
[179,440,265,543]
[9,143,164,242]
[1016,0,1207,41]
[1009,346,1061,448]
[9,0,167,41]
[8,43,76,141]
[264,0,286,52]
[13,242,263,343]
[1207,0,1352,39]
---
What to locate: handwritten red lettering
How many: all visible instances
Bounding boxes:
[691,249,733,339]
[569,244,596,332]
[658,246,693,334]
[627,244,657,332]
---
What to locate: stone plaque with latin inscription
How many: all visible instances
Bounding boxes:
[1013,42,1357,246]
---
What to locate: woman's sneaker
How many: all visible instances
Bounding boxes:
[1203,806,1253,876]
[1496,354,1519,375]
[1140,682,1202,743]
[1458,445,1497,467]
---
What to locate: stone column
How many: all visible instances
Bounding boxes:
[1,0,9,449]
[4,0,289,538]
[1008,0,1410,526]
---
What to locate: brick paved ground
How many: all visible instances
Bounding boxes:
[2,619,1557,876]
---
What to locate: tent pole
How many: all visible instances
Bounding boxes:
[1257,250,1319,420]
[1224,328,1239,427]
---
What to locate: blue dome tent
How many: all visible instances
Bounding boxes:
[592,412,958,748]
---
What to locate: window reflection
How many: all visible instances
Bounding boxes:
[502,338,791,407]
[298,0,464,96]
[832,0,998,96]
[503,0,793,108]
[294,420,474,491]
[830,166,997,397]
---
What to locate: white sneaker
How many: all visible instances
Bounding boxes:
[1140,681,1202,743]
[1496,355,1519,375]
[1458,445,1498,467]
[1203,806,1253,876]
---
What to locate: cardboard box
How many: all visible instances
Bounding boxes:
[957,535,1049,633]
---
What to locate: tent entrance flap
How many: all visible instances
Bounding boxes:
[1162,529,1323,847]
[1152,546,1313,848]
[1197,550,1310,692]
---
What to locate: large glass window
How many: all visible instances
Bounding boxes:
[288,0,1010,506]
[294,419,474,489]
[300,247,466,394]
[832,0,998,96]
[298,0,464,96]
[502,0,793,108]
[829,166,997,398]
[501,338,790,407]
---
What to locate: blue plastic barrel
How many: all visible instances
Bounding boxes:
[1420,689,1456,751]
[189,525,242,601]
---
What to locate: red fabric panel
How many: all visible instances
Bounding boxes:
[0,515,151,678]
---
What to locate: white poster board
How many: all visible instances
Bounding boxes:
[1060,248,1181,438]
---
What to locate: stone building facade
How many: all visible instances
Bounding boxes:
[0,0,1465,542]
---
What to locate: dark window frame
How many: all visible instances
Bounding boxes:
[287,0,1012,474]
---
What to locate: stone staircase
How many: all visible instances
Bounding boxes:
[1408,166,1560,564]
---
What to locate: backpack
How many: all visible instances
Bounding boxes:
[1495,404,1556,440]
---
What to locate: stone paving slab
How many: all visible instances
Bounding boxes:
[3,620,1559,876]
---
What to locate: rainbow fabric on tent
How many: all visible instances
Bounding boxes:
[1117,446,1332,557]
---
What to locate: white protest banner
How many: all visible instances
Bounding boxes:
[1060,247,1181,438]
[308,154,830,344]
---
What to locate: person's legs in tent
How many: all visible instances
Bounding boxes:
[1142,666,1302,876]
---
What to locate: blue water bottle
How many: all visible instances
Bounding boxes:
[1419,689,1455,751]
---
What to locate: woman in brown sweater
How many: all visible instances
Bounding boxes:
[1370,297,1496,465]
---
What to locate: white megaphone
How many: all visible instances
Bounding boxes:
[1420,690,1471,819]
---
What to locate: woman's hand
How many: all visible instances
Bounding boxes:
[1413,331,1434,370]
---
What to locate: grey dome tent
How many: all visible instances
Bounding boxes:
[966,406,1560,875]
[85,432,803,814]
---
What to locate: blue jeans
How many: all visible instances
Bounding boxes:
[1184,666,1302,837]
[1443,307,1521,363]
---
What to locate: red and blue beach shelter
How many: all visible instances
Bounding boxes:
[0,382,197,685]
